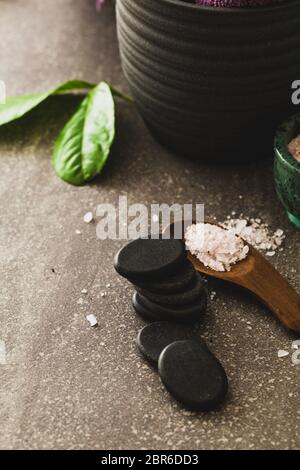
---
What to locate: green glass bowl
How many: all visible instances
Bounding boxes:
[274,114,300,229]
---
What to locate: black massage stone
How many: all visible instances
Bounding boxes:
[132,291,161,322]
[136,321,193,366]
[158,340,228,412]
[136,273,205,307]
[114,238,186,281]
[134,260,196,294]
[132,291,207,324]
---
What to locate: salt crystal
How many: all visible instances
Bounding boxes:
[100,292,106,298]
[278,349,289,358]
[186,217,285,272]
[266,251,275,257]
[185,223,249,272]
[86,314,98,327]
[292,340,300,350]
[75,230,81,235]
[288,134,300,163]
[81,289,88,294]
[221,217,285,255]
[83,212,94,224]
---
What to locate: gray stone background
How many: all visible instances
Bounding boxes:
[0,0,299,450]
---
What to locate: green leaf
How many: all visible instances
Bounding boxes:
[0,80,94,126]
[53,82,115,186]
[0,79,132,127]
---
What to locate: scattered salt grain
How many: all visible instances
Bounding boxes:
[185,223,249,272]
[278,349,289,358]
[106,283,111,288]
[210,291,217,300]
[100,292,106,298]
[292,340,300,350]
[75,230,81,235]
[275,229,284,237]
[266,251,275,257]
[83,212,94,224]
[81,289,88,294]
[86,314,98,327]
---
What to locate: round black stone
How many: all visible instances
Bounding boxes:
[158,340,228,411]
[137,322,193,366]
[137,273,205,307]
[114,238,186,281]
[134,260,196,294]
[132,291,207,324]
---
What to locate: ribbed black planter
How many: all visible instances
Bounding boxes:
[116,0,300,162]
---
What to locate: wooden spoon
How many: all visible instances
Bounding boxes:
[165,221,300,332]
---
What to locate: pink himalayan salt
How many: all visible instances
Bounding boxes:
[288,135,300,163]
[185,223,249,272]
[221,218,285,252]
[185,218,285,272]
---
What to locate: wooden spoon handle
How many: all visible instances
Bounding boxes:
[239,258,300,332]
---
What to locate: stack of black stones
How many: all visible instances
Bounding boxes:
[114,237,228,411]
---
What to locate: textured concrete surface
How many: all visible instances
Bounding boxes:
[0,0,299,450]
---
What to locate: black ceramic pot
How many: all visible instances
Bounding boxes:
[116,0,300,162]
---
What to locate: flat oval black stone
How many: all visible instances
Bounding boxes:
[137,273,205,307]
[134,260,196,294]
[132,291,161,322]
[114,238,186,281]
[158,340,228,411]
[132,291,207,324]
[137,322,193,366]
